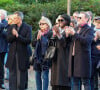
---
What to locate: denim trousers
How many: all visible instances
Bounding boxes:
[35,69,49,90]
[71,77,91,90]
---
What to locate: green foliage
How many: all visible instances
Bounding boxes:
[0,0,13,7]
[0,0,100,32]
[71,0,100,15]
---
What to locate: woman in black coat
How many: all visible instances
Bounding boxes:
[51,14,71,90]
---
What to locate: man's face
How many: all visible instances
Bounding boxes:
[73,13,79,21]
[95,21,100,29]
[14,14,21,24]
[77,13,88,26]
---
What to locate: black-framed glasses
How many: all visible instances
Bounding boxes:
[58,19,65,22]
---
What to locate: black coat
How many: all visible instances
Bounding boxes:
[68,24,94,78]
[51,34,71,86]
[6,22,32,71]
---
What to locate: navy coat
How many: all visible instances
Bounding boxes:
[0,19,8,53]
[33,30,52,71]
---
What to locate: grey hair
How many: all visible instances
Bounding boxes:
[14,11,24,20]
[86,11,93,20]
[0,9,7,18]
[80,11,90,21]
[39,16,52,30]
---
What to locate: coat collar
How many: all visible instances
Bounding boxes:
[79,24,89,34]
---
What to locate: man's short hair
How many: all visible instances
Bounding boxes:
[14,11,24,20]
[73,11,79,16]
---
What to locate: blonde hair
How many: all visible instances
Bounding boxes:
[39,16,52,30]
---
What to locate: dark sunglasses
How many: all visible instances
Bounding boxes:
[77,17,82,19]
[39,23,47,25]
[58,19,65,22]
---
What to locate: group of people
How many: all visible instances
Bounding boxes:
[0,9,100,90]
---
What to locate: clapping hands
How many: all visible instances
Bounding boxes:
[64,26,75,37]
[12,28,18,38]
[52,25,60,35]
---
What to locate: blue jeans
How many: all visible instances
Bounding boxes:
[71,77,91,90]
[35,70,49,90]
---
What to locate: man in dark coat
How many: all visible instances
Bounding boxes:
[65,12,94,90]
[6,11,32,90]
[0,9,8,89]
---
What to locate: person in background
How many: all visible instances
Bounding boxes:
[91,16,100,90]
[0,9,8,89]
[32,16,52,90]
[86,11,95,28]
[73,11,79,22]
[70,19,77,28]
[6,11,32,90]
[51,14,71,90]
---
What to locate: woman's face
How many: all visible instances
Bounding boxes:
[39,20,49,32]
[57,16,66,28]
[8,15,17,25]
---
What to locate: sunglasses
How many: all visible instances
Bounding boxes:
[39,23,47,25]
[58,19,65,22]
[77,17,82,19]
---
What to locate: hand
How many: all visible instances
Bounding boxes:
[52,25,60,36]
[96,45,100,50]
[65,27,75,36]
[37,30,42,40]
[64,26,70,37]
[12,28,18,37]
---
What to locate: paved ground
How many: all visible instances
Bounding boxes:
[2,66,100,90]
[3,66,51,90]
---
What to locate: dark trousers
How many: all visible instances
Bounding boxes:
[0,52,6,85]
[52,85,71,90]
[71,77,91,90]
[91,59,99,90]
[9,54,27,90]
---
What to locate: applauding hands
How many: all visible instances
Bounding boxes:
[64,26,75,37]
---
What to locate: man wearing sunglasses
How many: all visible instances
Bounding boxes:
[65,12,94,90]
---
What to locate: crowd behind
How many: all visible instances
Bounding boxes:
[0,9,100,90]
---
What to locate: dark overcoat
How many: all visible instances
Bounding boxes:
[6,22,32,71]
[51,34,71,86]
[68,24,94,78]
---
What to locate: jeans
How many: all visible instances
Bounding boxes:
[4,53,9,80]
[71,77,91,90]
[35,70,49,90]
